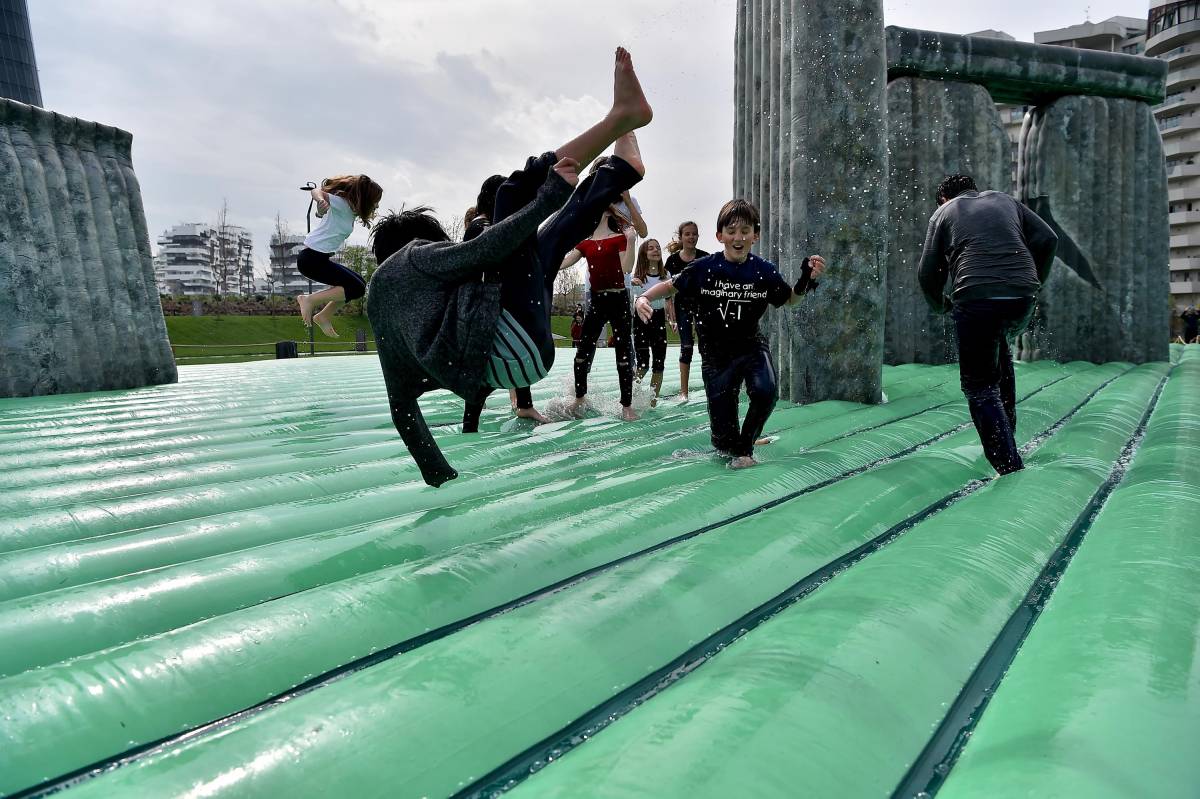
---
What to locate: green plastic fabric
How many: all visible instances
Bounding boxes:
[3,347,1193,799]
[0,353,1045,797]
[938,348,1200,799]
[13,361,1110,798]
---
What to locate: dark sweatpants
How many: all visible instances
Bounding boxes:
[462,151,642,429]
[297,248,367,301]
[951,297,1035,474]
[702,341,778,458]
[634,307,667,374]
[575,289,635,407]
[676,301,696,365]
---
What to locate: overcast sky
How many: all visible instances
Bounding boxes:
[28,0,1149,277]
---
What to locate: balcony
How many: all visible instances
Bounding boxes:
[1160,114,1200,136]
[1167,64,1200,94]
[1147,18,1200,58]
[1171,233,1200,248]
[1163,137,1200,159]
[1159,43,1200,67]
[1170,279,1200,294]
[1157,94,1200,115]
[1167,163,1200,180]
[1170,210,1200,225]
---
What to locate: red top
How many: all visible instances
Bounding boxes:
[576,234,628,292]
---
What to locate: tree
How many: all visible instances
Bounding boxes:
[339,244,378,316]
[212,199,233,297]
[270,212,292,297]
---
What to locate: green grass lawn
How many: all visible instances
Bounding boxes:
[165,313,680,365]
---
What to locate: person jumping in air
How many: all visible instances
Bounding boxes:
[297,174,383,337]
[367,47,652,487]
[630,237,669,406]
[636,199,826,469]
[664,220,709,401]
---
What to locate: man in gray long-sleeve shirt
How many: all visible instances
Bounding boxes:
[916,174,1058,474]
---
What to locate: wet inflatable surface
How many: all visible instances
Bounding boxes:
[1,346,1197,798]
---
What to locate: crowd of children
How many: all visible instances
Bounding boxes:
[299,45,1049,489]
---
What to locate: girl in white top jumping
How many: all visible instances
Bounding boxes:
[297,174,383,337]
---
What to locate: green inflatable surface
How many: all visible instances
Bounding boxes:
[1,347,1196,798]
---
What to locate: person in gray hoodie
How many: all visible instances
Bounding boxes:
[366,47,653,486]
[917,174,1058,475]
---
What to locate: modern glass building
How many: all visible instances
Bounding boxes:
[0,0,41,107]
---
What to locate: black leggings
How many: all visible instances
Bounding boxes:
[575,290,635,407]
[462,151,642,428]
[296,248,366,301]
[701,343,778,458]
[676,301,696,365]
[952,297,1035,474]
[634,307,667,374]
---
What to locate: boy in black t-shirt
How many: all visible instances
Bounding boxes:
[635,199,827,468]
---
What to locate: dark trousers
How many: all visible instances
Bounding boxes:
[951,297,1036,474]
[575,290,635,406]
[462,152,642,429]
[297,248,366,301]
[634,307,668,374]
[701,342,778,458]
[676,301,696,364]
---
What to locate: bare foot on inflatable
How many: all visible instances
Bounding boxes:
[754,437,773,446]
[313,306,339,338]
[621,405,638,422]
[730,455,758,470]
[297,295,315,327]
[568,397,589,418]
[516,406,550,424]
[612,47,653,130]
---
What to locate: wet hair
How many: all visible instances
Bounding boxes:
[321,174,384,227]
[937,174,978,204]
[716,199,760,233]
[369,206,450,263]
[667,220,699,254]
[633,238,663,283]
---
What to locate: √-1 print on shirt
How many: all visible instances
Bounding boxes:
[672,252,792,363]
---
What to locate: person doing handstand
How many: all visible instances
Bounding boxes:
[367,47,652,486]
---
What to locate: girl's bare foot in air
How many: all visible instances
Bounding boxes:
[730,455,758,469]
[621,405,638,422]
[611,47,653,131]
[516,406,550,424]
[312,304,339,338]
[297,295,315,327]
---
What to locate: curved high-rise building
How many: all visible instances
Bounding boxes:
[1146,2,1200,313]
[0,0,41,106]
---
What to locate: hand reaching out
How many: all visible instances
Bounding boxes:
[553,157,581,186]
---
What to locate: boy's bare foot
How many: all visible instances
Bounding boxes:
[516,406,550,424]
[730,455,758,469]
[568,397,589,418]
[621,405,638,422]
[755,437,773,446]
[312,306,339,338]
[297,295,315,326]
[612,47,653,131]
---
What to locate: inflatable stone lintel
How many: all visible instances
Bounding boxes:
[886,26,1168,106]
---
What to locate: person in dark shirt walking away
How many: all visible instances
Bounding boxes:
[664,221,709,401]
[636,199,826,469]
[1179,305,1199,343]
[366,47,652,487]
[917,174,1058,476]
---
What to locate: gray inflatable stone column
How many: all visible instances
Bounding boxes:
[0,98,177,397]
[885,77,1011,365]
[1017,96,1168,364]
[735,0,889,404]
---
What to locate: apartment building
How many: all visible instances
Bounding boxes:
[155,223,255,297]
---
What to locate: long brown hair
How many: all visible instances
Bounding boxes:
[634,238,663,283]
[321,174,383,227]
[666,220,699,254]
